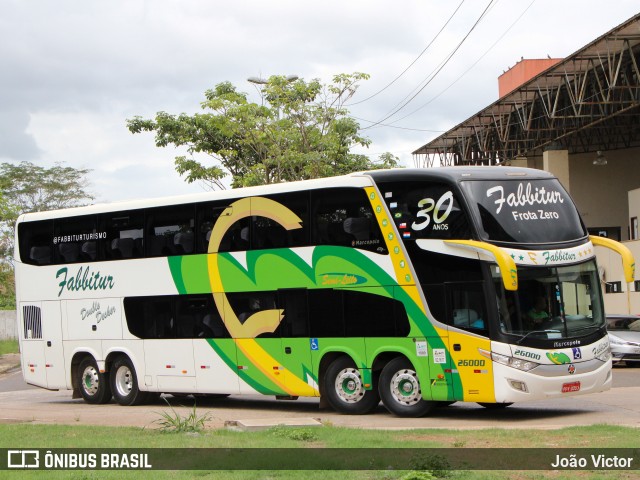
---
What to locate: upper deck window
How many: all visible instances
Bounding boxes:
[378,182,471,240]
[460,179,586,244]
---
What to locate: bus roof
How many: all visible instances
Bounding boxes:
[16,166,556,223]
[367,166,555,183]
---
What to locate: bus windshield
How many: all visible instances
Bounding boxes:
[493,259,604,340]
[460,179,587,244]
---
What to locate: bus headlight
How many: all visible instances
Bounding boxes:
[479,349,539,372]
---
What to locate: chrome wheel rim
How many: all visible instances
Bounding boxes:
[390,368,421,406]
[334,368,365,403]
[82,365,100,397]
[114,365,133,398]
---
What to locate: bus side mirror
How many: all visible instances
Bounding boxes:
[590,235,636,283]
[445,239,518,291]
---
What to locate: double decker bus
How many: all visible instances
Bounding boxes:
[14,167,635,417]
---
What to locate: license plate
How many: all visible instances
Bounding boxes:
[562,381,581,393]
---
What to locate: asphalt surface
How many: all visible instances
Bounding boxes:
[0,360,639,430]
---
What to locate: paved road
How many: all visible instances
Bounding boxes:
[0,366,638,430]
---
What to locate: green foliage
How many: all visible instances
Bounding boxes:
[268,425,319,442]
[0,339,19,356]
[399,472,436,480]
[0,162,93,216]
[152,400,212,433]
[410,454,452,478]
[127,73,400,189]
[0,161,94,308]
[0,262,15,309]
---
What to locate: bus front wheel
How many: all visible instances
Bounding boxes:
[110,356,149,406]
[379,357,435,417]
[78,357,112,404]
[323,357,379,415]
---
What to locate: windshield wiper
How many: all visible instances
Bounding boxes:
[516,330,562,345]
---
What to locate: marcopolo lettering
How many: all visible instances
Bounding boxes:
[56,266,115,298]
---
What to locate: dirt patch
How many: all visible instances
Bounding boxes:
[0,354,20,375]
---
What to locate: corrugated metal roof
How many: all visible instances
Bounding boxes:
[413,13,640,166]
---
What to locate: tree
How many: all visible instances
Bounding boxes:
[0,162,94,308]
[127,73,399,189]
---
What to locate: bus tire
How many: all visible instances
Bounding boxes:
[78,357,112,404]
[323,357,379,415]
[379,357,435,417]
[110,356,148,406]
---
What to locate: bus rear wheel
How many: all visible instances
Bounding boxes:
[323,357,379,415]
[110,356,150,406]
[379,357,435,417]
[78,357,112,404]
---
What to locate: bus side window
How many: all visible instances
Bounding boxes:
[423,283,447,324]
[310,188,387,254]
[102,211,144,260]
[344,289,396,337]
[196,202,250,253]
[54,215,98,264]
[379,181,471,240]
[124,295,230,339]
[226,291,279,337]
[252,193,309,250]
[277,289,309,338]
[18,220,53,266]
[309,289,345,337]
[146,204,195,257]
[176,296,228,339]
[124,296,174,338]
[447,282,488,333]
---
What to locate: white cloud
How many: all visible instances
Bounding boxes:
[1,0,639,202]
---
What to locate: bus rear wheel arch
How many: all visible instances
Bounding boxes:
[109,355,152,406]
[378,356,436,417]
[322,356,380,415]
[76,356,112,404]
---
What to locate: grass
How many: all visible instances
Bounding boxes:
[152,398,212,433]
[0,338,19,355]
[0,423,637,479]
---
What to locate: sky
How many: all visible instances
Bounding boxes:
[1,0,639,204]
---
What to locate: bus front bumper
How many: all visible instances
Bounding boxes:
[492,359,612,403]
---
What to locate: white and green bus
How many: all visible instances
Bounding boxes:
[14,167,635,417]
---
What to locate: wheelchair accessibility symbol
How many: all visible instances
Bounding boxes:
[310,338,319,351]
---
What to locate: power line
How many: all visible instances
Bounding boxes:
[362,0,497,130]
[351,116,445,133]
[387,0,537,127]
[347,0,466,107]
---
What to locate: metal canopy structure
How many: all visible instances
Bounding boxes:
[413,13,640,167]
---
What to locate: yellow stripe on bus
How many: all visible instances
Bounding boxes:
[235,338,319,396]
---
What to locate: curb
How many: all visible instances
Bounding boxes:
[0,365,20,376]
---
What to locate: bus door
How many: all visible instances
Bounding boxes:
[42,301,65,389]
[422,284,457,401]
[277,289,316,397]
[142,297,197,394]
[233,289,315,397]
[445,281,495,403]
[19,302,65,389]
